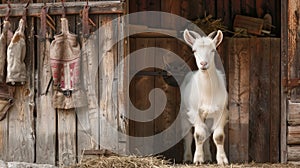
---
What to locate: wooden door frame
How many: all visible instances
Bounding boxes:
[281,0,288,163]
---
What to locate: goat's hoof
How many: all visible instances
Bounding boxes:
[193,157,204,165]
[183,154,193,163]
[217,155,229,165]
[183,160,193,164]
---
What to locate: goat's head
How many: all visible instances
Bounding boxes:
[183,29,223,71]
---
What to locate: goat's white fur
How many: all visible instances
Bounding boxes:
[180,29,228,165]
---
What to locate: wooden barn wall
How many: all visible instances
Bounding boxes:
[129,0,281,164]
[129,37,280,163]
[0,0,127,166]
[129,0,281,36]
[284,0,300,164]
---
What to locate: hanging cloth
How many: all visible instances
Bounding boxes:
[50,18,87,109]
[6,19,26,85]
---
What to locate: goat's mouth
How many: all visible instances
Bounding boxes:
[200,67,208,71]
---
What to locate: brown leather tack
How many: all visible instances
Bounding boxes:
[50,18,87,109]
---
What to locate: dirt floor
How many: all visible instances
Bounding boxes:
[70,156,300,168]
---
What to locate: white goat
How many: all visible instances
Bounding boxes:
[180,29,229,165]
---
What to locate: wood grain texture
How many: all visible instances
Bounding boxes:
[7,17,35,163]
[269,38,280,162]
[288,126,300,145]
[227,38,250,163]
[58,109,76,166]
[155,38,179,161]
[288,101,300,125]
[129,38,156,155]
[161,0,182,29]
[0,1,124,17]
[288,146,300,161]
[281,0,288,163]
[0,19,8,161]
[99,15,119,152]
[57,7,77,166]
[117,14,128,154]
[249,38,271,162]
[36,31,56,165]
[77,31,100,157]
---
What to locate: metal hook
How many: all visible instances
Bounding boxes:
[22,0,30,21]
[5,1,11,21]
[86,0,89,7]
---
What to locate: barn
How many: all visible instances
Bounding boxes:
[0,0,298,166]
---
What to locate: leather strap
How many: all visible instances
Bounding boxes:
[82,5,90,38]
[0,99,13,121]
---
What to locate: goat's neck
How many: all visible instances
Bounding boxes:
[196,63,220,98]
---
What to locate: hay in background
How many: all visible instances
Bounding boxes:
[71,155,171,168]
[191,14,247,37]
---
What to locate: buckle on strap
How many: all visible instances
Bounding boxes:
[63,90,72,97]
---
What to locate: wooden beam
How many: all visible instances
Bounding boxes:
[0,1,124,17]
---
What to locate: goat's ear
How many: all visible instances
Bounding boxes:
[208,30,223,47]
[183,29,195,47]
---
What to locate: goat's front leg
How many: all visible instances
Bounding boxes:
[213,112,229,165]
[193,123,209,165]
[183,129,193,163]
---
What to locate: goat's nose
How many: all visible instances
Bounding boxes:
[200,61,207,66]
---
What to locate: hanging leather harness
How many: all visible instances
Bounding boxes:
[50,18,87,109]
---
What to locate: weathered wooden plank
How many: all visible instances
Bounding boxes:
[117,14,128,154]
[129,37,137,154]
[269,38,281,162]
[288,126,300,145]
[187,0,204,20]
[244,0,256,16]
[129,38,156,155]
[77,29,100,158]
[288,146,300,161]
[35,27,56,165]
[281,0,288,163]
[218,38,229,159]
[99,15,118,153]
[205,0,215,17]
[256,0,265,17]
[58,109,77,166]
[287,0,298,102]
[227,38,250,163]
[7,16,35,163]
[57,8,77,166]
[35,0,56,164]
[249,38,271,162]
[0,1,124,17]
[0,18,8,161]
[223,0,231,30]
[76,0,100,159]
[155,38,179,160]
[232,0,241,21]
[161,0,182,30]
[288,101,300,125]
